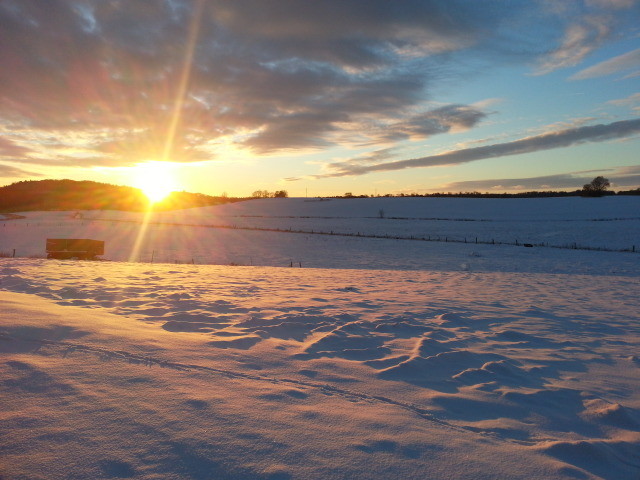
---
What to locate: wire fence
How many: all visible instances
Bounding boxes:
[94,218,638,255]
[1,217,638,263]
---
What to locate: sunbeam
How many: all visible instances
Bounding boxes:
[128,0,204,263]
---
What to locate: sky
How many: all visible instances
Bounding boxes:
[0,0,639,197]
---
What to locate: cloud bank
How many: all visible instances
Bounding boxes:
[0,0,505,166]
[0,0,637,178]
[437,170,640,192]
[317,118,640,178]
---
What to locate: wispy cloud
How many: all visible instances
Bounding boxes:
[317,118,640,178]
[615,165,640,175]
[607,93,640,113]
[586,0,637,9]
[0,163,42,178]
[436,166,640,192]
[437,173,595,192]
[534,16,611,75]
[0,137,32,157]
[570,48,640,80]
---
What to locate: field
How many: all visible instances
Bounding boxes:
[2,196,639,273]
[1,197,639,479]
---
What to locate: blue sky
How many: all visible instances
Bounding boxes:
[0,0,639,197]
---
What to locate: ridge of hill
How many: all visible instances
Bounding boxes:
[0,179,245,212]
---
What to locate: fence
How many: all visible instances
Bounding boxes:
[2,217,637,262]
[92,218,639,255]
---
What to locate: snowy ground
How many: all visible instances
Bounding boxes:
[1,196,639,274]
[1,197,639,479]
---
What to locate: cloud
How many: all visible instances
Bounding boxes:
[613,174,640,187]
[533,16,611,75]
[0,163,42,179]
[1,1,493,143]
[209,1,488,65]
[532,0,638,76]
[0,137,32,157]
[607,93,640,113]
[570,48,640,80]
[437,173,593,191]
[241,111,346,153]
[436,166,640,192]
[389,105,489,138]
[586,0,637,9]
[318,118,640,178]
[345,148,400,165]
[615,165,640,175]
[332,104,490,147]
[0,0,637,172]
[0,123,218,169]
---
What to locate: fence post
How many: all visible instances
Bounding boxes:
[12,249,16,258]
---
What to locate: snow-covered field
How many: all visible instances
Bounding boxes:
[1,197,639,479]
[1,196,639,274]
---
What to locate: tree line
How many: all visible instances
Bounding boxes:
[339,177,638,199]
[251,190,289,198]
[0,180,246,213]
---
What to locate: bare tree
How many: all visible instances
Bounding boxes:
[582,176,610,197]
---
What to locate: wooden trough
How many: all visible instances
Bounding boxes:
[46,238,105,260]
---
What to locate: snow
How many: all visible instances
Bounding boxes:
[2,196,639,274]
[1,197,639,479]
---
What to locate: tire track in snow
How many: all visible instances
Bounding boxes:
[0,332,502,442]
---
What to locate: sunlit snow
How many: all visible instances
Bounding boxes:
[1,197,639,479]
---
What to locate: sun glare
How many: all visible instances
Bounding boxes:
[134,162,178,203]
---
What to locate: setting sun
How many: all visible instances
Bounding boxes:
[134,162,178,203]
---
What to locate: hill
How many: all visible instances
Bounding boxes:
[0,179,245,212]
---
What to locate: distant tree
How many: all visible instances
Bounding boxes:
[344,192,354,198]
[582,176,610,197]
[252,190,271,198]
[273,190,288,198]
[0,179,242,213]
[617,188,640,196]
